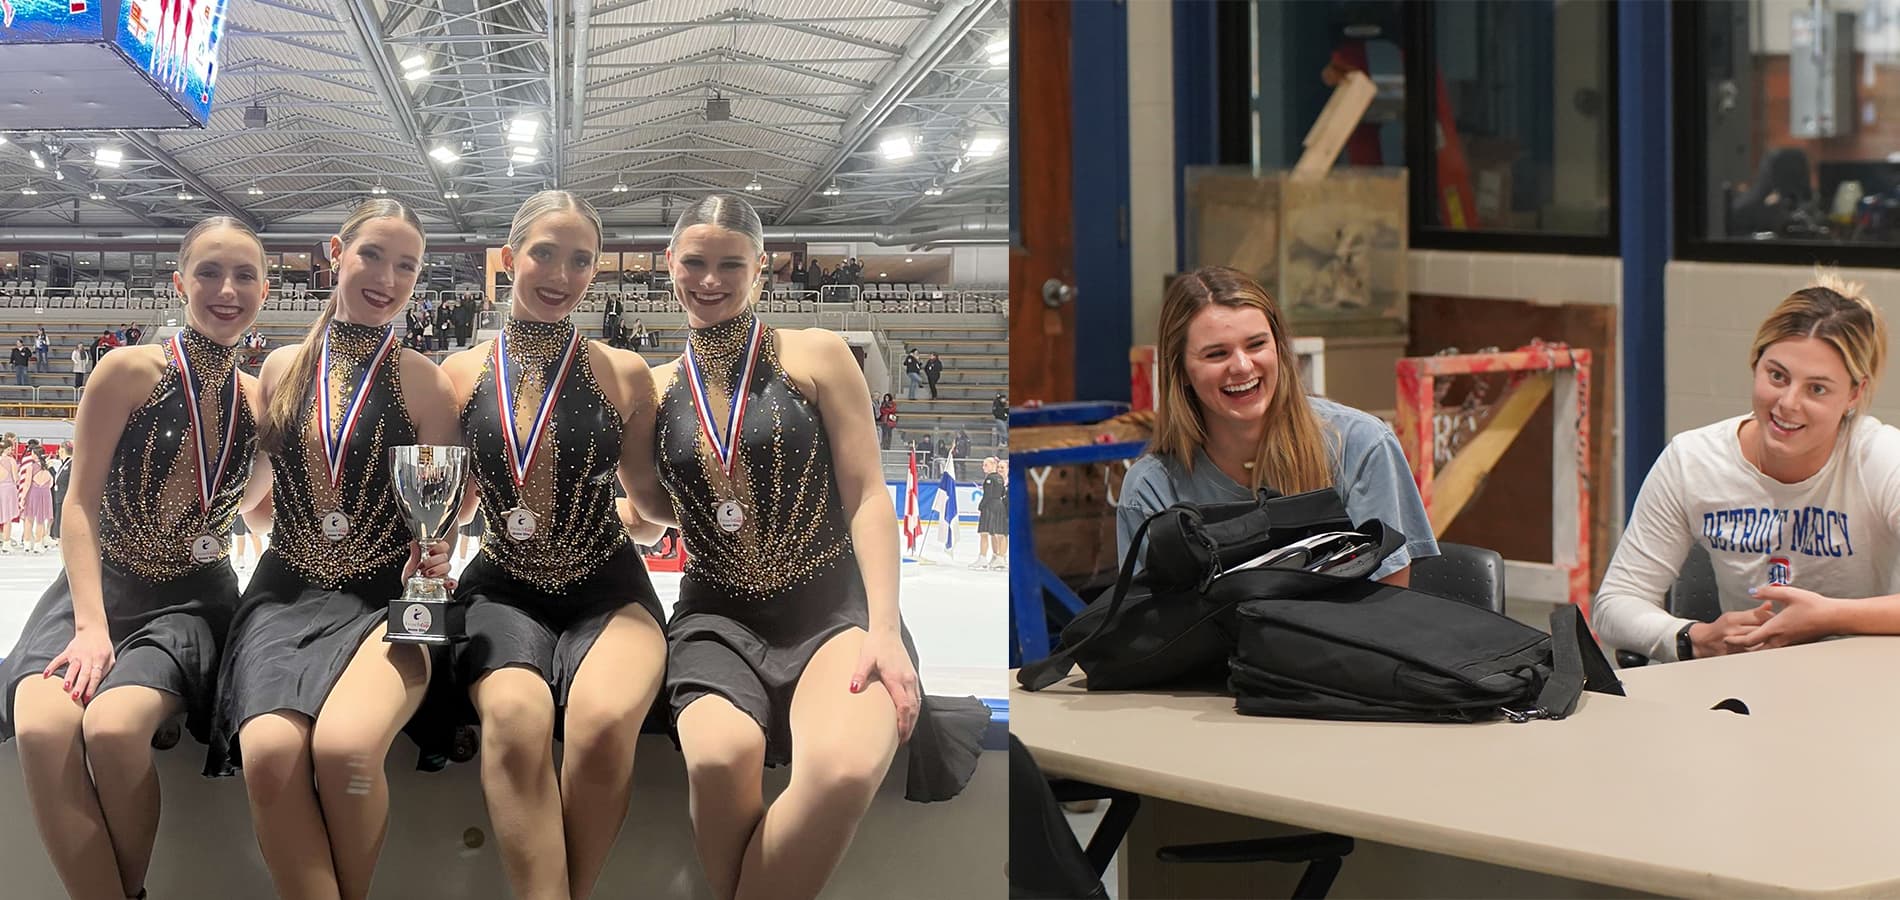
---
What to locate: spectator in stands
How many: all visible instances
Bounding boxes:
[33,327,49,374]
[125,324,142,346]
[992,391,1007,447]
[94,328,120,365]
[903,349,922,400]
[49,441,70,542]
[602,290,622,342]
[915,432,935,458]
[10,337,31,386]
[457,294,476,345]
[924,352,943,400]
[69,342,89,392]
[435,297,455,350]
[952,429,972,460]
[878,393,898,449]
[629,319,647,351]
[809,260,827,287]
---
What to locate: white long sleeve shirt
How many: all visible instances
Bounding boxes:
[1592,413,1900,661]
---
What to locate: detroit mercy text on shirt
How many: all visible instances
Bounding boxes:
[1702,506,1854,558]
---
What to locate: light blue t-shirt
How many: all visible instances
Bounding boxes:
[1115,396,1439,581]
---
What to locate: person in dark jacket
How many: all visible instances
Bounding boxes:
[924,352,943,400]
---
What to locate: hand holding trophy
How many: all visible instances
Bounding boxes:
[387,444,470,644]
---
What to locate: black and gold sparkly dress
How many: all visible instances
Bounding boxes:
[0,328,256,745]
[655,313,984,802]
[452,318,662,719]
[206,320,435,775]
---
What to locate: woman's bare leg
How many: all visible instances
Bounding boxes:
[734,629,898,900]
[308,624,430,900]
[13,676,127,900]
[240,711,339,900]
[79,685,183,897]
[676,696,766,900]
[558,605,666,899]
[469,666,566,900]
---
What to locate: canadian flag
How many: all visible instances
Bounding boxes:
[902,449,920,552]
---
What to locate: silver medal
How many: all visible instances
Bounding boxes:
[189,533,220,564]
[322,510,351,542]
[505,507,537,541]
[716,500,744,533]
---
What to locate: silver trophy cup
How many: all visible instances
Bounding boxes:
[387,444,470,644]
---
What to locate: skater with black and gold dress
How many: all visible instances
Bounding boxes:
[440,190,666,900]
[624,194,985,900]
[0,216,268,900]
[204,200,462,900]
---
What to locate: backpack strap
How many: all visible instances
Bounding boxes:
[1017,513,1154,692]
[1532,604,1626,719]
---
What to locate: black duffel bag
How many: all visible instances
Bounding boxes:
[1017,488,1369,693]
[1228,581,1623,723]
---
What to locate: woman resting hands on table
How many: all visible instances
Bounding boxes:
[1593,273,1900,661]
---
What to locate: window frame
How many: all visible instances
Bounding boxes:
[1672,1,1900,267]
[1403,0,1622,255]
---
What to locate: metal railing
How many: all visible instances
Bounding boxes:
[0,385,80,417]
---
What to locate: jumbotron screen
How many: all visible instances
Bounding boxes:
[0,0,105,42]
[114,0,229,123]
[0,0,229,128]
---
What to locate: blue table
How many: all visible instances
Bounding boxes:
[1006,403,1146,666]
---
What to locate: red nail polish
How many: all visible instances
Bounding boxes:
[850,680,861,692]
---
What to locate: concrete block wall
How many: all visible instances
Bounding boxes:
[1664,261,1900,440]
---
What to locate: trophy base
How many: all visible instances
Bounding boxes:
[385,597,468,644]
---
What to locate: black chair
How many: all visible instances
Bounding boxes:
[1614,543,1721,669]
[1408,541,1506,615]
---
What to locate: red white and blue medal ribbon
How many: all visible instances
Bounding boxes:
[317,325,397,489]
[682,317,764,479]
[169,332,241,517]
[493,327,582,488]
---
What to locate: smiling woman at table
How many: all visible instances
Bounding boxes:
[1115,265,1438,584]
[1593,273,1900,661]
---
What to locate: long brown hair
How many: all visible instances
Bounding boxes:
[258,199,425,453]
[1151,266,1334,494]
[1750,270,1887,419]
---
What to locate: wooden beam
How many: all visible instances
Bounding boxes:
[1426,375,1553,534]
[1290,70,1376,182]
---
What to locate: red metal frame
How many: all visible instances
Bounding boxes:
[1395,345,1593,614]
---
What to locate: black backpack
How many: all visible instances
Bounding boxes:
[1227,578,1623,722]
[1017,489,1361,692]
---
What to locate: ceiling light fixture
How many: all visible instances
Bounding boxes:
[403,66,429,82]
[821,181,841,196]
[93,147,123,168]
[176,189,194,200]
[28,150,44,169]
[370,178,388,196]
[21,183,38,196]
[923,181,944,196]
[965,134,1004,158]
[88,188,105,200]
[744,177,763,193]
[246,180,263,195]
[507,117,539,144]
[879,135,915,161]
[53,168,64,182]
[400,52,428,70]
[429,145,460,164]
[611,177,629,193]
[510,146,538,164]
[443,189,460,200]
